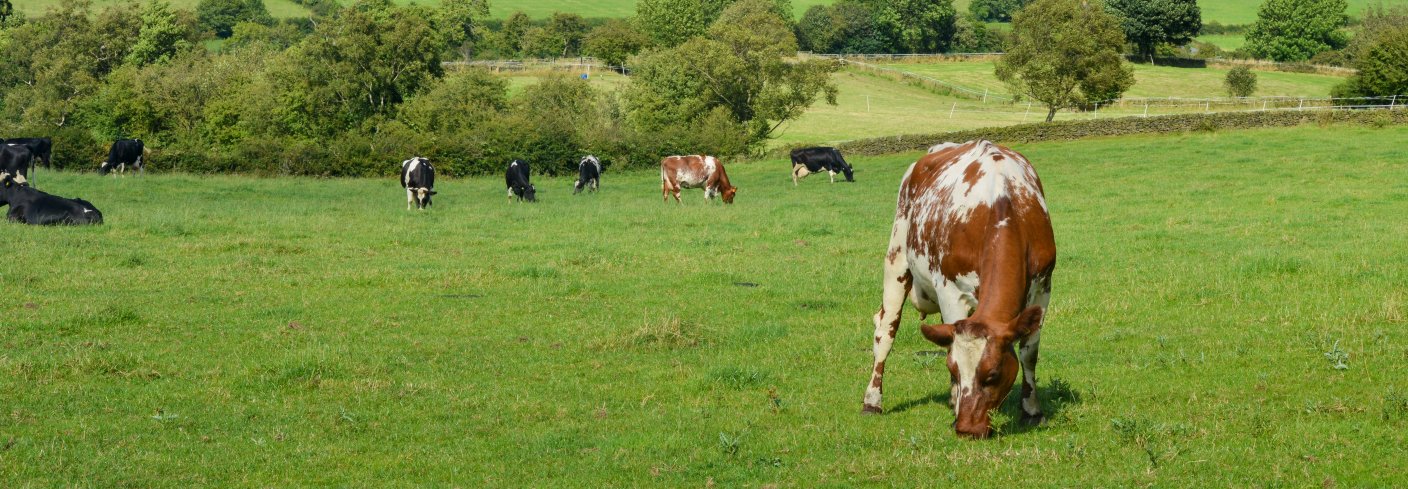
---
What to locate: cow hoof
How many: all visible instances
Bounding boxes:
[1021,412,1045,426]
[861,405,883,415]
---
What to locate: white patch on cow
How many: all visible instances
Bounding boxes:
[913,141,1048,230]
[13,173,27,185]
[82,208,94,214]
[928,142,961,154]
[996,218,1010,228]
[951,333,987,413]
[402,157,420,187]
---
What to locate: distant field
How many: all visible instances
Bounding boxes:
[4,123,1407,486]
[1199,0,1407,24]
[883,60,1347,100]
[1198,34,1247,51]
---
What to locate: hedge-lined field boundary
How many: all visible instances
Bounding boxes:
[837,109,1408,156]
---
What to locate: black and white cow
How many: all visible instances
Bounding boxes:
[1,144,34,184]
[574,155,601,194]
[400,156,437,210]
[4,138,52,169]
[0,174,103,226]
[506,159,536,202]
[99,139,145,176]
[790,146,855,185]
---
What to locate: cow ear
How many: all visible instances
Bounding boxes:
[1013,306,1044,338]
[429,190,438,195]
[920,322,956,348]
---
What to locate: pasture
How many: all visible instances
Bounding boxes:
[3,123,1406,486]
[876,60,1347,100]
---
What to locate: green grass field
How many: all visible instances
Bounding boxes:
[881,60,1347,99]
[3,123,1407,486]
[1197,34,1247,51]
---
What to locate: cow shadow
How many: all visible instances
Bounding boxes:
[887,377,1084,436]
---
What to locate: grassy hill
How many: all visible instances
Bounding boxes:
[496,61,1348,147]
[879,60,1346,99]
[4,122,1406,486]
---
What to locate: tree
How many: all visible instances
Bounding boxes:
[626,0,837,153]
[1224,65,1257,97]
[0,0,14,25]
[1344,4,1408,63]
[583,19,648,69]
[196,0,272,38]
[547,12,588,57]
[969,0,1029,21]
[437,0,489,61]
[501,11,531,56]
[634,0,792,48]
[1106,0,1201,61]
[875,0,957,54]
[277,0,446,135]
[793,0,895,54]
[996,0,1134,122]
[1244,0,1348,62]
[1333,25,1408,98]
[127,1,195,66]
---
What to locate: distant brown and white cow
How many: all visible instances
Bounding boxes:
[660,155,736,204]
[862,140,1056,439]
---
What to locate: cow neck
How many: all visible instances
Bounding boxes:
[968,224,1029,327]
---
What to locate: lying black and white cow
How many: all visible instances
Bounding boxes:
[574,155,601,194]
[400,156,437,210]
[789,146,855,185]
[505,159,536,202]
[99,138,145,176]
[4,137,52,169]
[1,144,34,184]
[0,174,103,226]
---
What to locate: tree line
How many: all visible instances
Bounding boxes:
[0,0,837,176]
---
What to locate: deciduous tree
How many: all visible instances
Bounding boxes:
[1244,0,1347,62]
[1106,0,1201,61]
[996,0,1134,122]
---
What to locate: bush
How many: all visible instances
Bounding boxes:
[1225,66,1257,97]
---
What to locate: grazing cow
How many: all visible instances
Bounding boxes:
[400,156,437,210]
[505,159,536,202]
[0,174,103,226]
[862,140,1055,439]
[5,138,53,169]
[660,155,736,204]
[790,146,855,185]
[1,144,33,184]
[573,155,601,194]
[99,139,146,176]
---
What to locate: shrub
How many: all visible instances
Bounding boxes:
[1225,66,1257,97]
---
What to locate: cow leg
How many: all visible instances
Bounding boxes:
[863,220,913,414]
[137,157,144,176]
[407,188,415,210]
[1019,288,1050,425]
[792,164,800,186]
[829,170,836,183]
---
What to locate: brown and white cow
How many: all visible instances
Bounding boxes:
[660,155,736,204]
[863,140,1056,439]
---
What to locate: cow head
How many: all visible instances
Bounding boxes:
[523,184,537,202]
[414,188,436,209]
[98,160,113,175]
[721,185,736,204]
[920,306,1043,438]
[841,165,855,182]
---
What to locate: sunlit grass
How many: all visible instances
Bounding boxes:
[3,123,1406,486]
